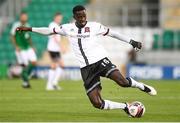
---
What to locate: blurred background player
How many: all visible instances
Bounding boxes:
[10,12,37,88]
[46,12,64,90]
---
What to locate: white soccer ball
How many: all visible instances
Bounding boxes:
[128,101,145,118]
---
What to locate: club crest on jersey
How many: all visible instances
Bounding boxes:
[84,27,90,33]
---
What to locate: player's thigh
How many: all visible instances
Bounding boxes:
[58,58,64,68]
[81,65,102,94]
[15,51,24,65]
[20,50,29,66]
[52,54,64,68]
[48,51,61,68]
[27,48,37,63]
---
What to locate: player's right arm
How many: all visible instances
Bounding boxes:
[10,35,20,51]
[10,23,20,51]
[16,26,66,36]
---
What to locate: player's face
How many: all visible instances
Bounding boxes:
[54,15,62,24]
[74,10,87,26]
[20,14,28,24]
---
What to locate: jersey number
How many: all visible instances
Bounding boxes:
[101,59,110,67]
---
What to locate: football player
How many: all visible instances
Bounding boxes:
[11,12,37,88]
[16,5,157,115]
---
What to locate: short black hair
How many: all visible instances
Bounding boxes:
[72,5,85,14]
[54,12,62,17]
[20,11,27,15]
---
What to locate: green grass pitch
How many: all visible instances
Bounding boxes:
[0,79,180,122]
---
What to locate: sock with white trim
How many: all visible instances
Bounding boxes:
[103,100,126,110]
[126,77,144,90]
[46,69,55,89]
[52,67,63,86]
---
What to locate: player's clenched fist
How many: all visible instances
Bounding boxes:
[16,27,32,31]
[129,40,142,51]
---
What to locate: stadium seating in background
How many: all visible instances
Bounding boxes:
[162,30,174,49]
[0,0,87,65]
[177,31,180,48]
[153,30,180,50]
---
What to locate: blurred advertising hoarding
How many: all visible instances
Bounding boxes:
[127,64,180,79]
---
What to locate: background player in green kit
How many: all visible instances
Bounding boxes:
[10,12,37,88]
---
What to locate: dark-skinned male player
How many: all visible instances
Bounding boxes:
[16,5,157,116]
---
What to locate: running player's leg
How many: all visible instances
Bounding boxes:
[52,55,64,89]
[108,70,157,95]
[15,50,24,66]
[99,57,157,96]
[81,61,128,111]
[21,48,37,88]
[47,63,56,90]
[15,50,29,87]
[28,48,37,78]
[47,51,63,90]
[20,50,31,88]
[87,86,128,110]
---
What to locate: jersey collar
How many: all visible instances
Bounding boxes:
[75,21,87,29]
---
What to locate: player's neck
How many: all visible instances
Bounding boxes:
[75,21,87,28]
[20,21,26,25]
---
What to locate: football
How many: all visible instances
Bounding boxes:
[128,101,145,118]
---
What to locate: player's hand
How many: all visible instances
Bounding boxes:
[129,40,142,51]
[16,27,32,32]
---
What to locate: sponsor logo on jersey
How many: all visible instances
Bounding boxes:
[77,34,90,38]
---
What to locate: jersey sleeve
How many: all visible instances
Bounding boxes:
[10,23,18,36]
[49,22,56,29]
[52,25,67,36]
[96,23,109,36]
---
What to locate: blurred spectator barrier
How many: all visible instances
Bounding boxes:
[7,65,81,80]
[34,66,81,80]
[127,64,180,79]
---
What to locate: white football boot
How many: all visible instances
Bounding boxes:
[141,83,157,96]
[129,77,157,96]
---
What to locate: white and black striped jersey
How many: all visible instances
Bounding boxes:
[53,21,110,68]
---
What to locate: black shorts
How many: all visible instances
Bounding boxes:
[48,51,61,62]
[80,57,118,94]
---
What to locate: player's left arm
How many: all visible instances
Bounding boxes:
[97,23,142,50]
[107,29,142,50]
